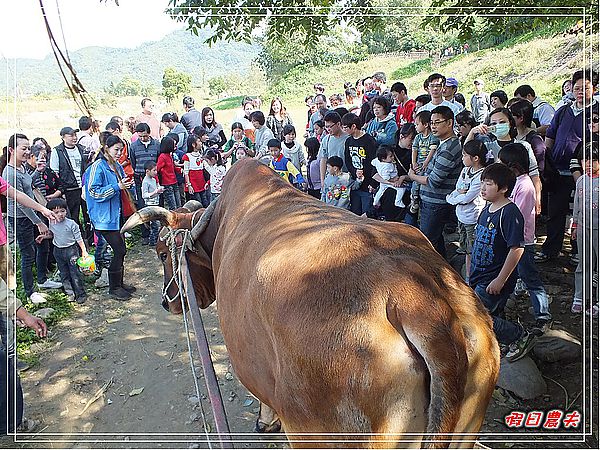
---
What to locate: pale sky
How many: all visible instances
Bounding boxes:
[0,0,184,59]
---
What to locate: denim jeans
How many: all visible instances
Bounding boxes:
[8,217,36,297]
[419,201,453,258]
[134,175,149,239]
[210,192,220,203]
[148,220,160,245]
[53,244,85,298]
[350,190,373,216]
[0,312,23,434]
[163,184,179,210]
[473,283,523,345]
[517,245,552,320]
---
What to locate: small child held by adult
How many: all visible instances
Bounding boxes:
[321,156,361,209]
[469,163,535,362]
[141,161,165,246]
[372,146,405,208]
[43,198,88,304]
[499,143,553,332]
[571,141,599,317]
[410,110,439,213]
[446,140,489,283]
[203,150,227,201]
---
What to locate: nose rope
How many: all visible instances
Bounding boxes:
[163,227,213,448]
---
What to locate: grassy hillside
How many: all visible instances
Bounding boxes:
[271,31,594,107]
[0,29,260,96]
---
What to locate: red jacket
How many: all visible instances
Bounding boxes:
[156,152,177,186]
[395,99,416,125]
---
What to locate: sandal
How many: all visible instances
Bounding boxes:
[571,298,583,314]
[585,303,599,318]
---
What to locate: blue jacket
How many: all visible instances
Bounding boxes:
[365,113,398,147]
[84,157,127,231]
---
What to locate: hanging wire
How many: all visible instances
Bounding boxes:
[38,0,93,118]
[54,0,70,63]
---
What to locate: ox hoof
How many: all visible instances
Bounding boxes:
[254,418,281,434]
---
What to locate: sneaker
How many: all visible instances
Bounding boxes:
[513,278,527,297]
[505,331,537,362]
[29,292,47,304]
[409,200,419,214]
[75,294,87,304]
[533,251,553,263]
[95,268,109,288]
[532,318,553,336]
[38,279,63,289]
[585,303,599,318]
[571,298,583,313]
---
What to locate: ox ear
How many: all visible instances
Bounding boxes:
[121,207,176,233]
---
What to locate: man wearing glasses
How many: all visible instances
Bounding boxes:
[407,105,463,257]
[418,73,462,118]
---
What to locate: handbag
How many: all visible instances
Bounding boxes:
[114,164,137,218]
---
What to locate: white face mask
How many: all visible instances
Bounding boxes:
[493,123,510,138]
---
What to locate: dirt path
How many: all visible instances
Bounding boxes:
[9,232,599,449]
[14,244,273,449]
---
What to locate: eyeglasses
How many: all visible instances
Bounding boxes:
[430,119,450,125]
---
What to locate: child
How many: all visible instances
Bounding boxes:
[410,110,439,213]
[571,141,599,317]
[305,137,322,199]
[446,140,489,283]
[499,143,553,333]
[222,122,254,164]
[183,135,210,207]
[204,150,227,201]
[234,144,255,161]
[314,120,325,142]
[371,146,405,208]
[267,139,305,187]
[321,156,361,209]
[470,163,535,362]
[141,161,165,246]
[45,198,88,304]
[281,125,306,173]
[156,136,180,210]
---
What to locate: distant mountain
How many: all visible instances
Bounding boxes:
[1,29,260,95]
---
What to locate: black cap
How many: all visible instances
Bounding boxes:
[60,126,77,136]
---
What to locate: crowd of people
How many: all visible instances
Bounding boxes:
[1,67,599,433]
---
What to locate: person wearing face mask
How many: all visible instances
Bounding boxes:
[465,107,542,216]
[128,123,160,245]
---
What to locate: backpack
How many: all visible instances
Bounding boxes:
[531,101,551,128]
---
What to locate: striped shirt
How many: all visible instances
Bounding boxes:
[421,136,463,204]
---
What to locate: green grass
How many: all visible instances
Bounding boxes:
[210,95,246,111]
[390,58,433,80]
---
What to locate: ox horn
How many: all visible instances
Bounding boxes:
[190,198,217,242]
[120,206,176,233]
[182,200,203,212]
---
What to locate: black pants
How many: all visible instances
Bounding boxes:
[0,313,23,435]
[541,174,575,257]
[134,175,149,239]
[307,189,321,199]
[65,189,82,226]
[53,244,85,298]
[99,230,127,272]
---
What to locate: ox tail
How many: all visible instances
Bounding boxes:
[386,300,469,449]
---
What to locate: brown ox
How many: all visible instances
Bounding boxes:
[122,159,499,448]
